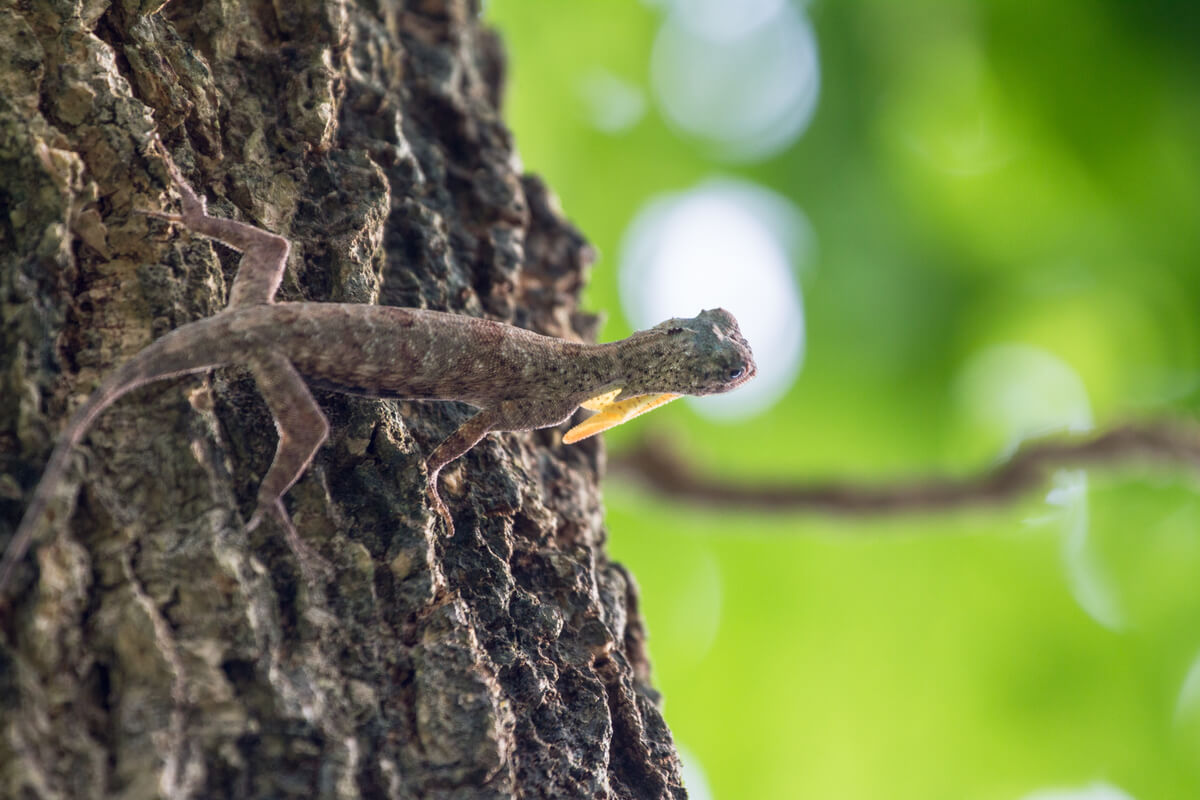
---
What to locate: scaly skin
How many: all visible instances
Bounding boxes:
[0,145,756,596]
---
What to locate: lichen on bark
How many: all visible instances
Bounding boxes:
[0,0,686,797]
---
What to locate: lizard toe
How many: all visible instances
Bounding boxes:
[426,484,455,534]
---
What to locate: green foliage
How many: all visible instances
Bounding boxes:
[488,1,1200,797]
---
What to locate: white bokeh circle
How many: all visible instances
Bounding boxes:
[650,1,820,161]
[956,344,1121,630]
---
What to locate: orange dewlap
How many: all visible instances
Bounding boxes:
[580,388,622,411]
[562,392,681,444]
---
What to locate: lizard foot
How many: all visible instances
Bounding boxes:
[250,497,335,584]
[426,483,455,535]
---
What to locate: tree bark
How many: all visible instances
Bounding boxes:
[0,1,685,797]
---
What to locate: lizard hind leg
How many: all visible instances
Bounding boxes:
[246,354,330,576]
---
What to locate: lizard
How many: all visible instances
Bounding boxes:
[0,146,757,595]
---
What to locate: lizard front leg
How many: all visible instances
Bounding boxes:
[247,353,329,542]
[424,409,501,534]
[143,143,291,308]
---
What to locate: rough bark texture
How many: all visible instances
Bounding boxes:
[0,0,685,797]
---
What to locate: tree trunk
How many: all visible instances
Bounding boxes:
[0,1,685,797]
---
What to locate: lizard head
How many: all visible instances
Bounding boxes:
[633,307,757,396]
[562,309,756,444]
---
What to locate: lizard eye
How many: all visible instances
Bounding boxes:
[727,367,744,381]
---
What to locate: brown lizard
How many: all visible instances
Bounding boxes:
[0,149,756,594]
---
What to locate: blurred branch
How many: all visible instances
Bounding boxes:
[609,423,1200,514]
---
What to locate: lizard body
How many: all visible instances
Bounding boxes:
[0,149,756,594]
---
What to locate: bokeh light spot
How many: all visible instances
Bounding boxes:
[650,1,819,161]
[956,345,1121,628]
[1049,470,1122,630]
[577,68,646,134]
[889,39,1019,177]
[619,180,809,420]
[955,344,1093,445]
[1018,783,1136,800]
[677,744,713,800]
[651,0,789,42]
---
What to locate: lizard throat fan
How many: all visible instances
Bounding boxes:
[562,392,681,444]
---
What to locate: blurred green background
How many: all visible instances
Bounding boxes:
[486,2,1200,798]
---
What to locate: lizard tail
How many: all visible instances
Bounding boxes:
[0,329,230,597]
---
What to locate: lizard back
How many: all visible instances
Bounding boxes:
[215,303,591,407]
